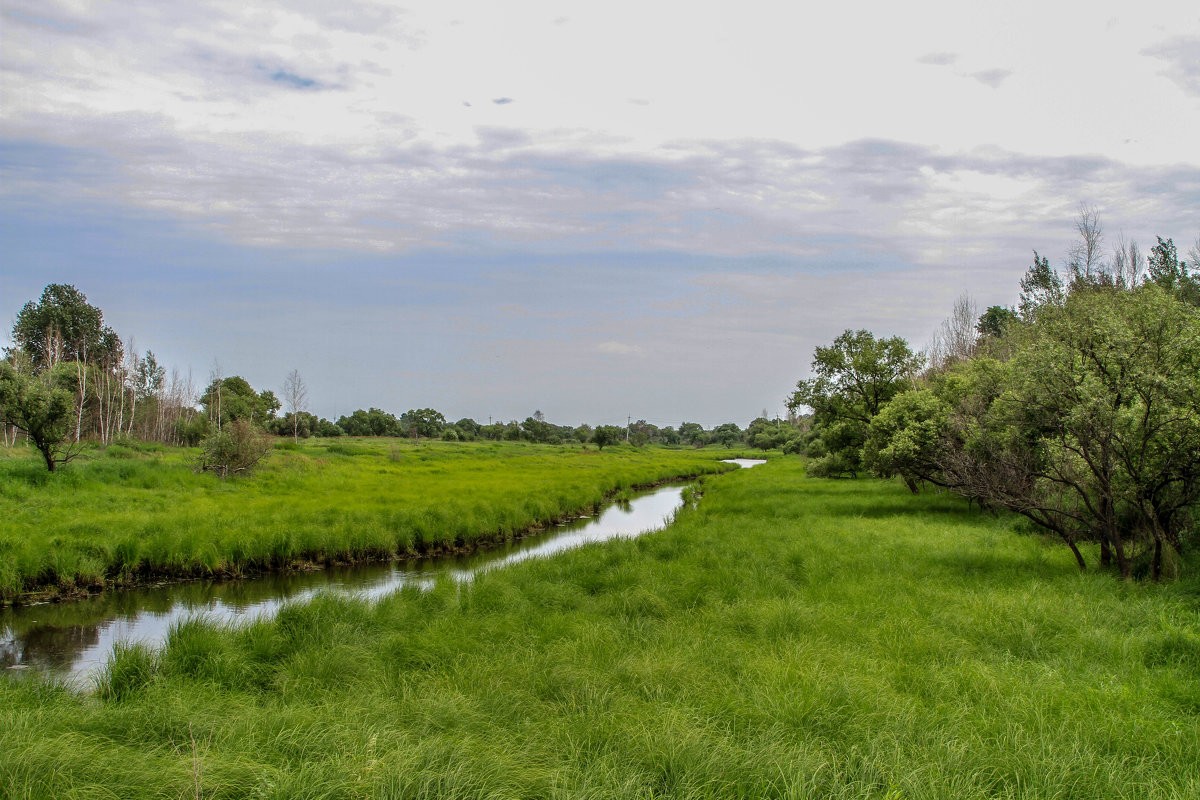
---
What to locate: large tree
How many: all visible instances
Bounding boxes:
[10,284,118,371]
[868,283,1200,578]
[788,329,923,477]
[200,376,280,428]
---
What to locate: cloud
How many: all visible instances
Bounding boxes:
[971,68,1012,89]
[917,52,958,66]
[596,341,644,356]
[492,97,515,105]
[1143,36,1200,97]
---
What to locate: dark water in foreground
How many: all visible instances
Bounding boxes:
[2,460,763,685]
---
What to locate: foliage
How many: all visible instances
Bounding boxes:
[336,407,402,437]
[789,329,923,477]
[976,305,1019,339]
[401,408,447,439]
[1018,250,1065,320]
[709,422,743,448]
[200,376,279,428]
[9,283,120,371]
[869,283,1200,579]
[195,420,272,480]
[1147,236,1200,307]
[0,362,82,471]
[591,425,623,450]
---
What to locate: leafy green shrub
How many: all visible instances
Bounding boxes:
[196,420,271,480]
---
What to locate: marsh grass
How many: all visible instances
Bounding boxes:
[0,440,733,602]
[3,459,1198,798]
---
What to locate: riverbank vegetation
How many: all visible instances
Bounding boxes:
[0,439,736,604]
[3,459,1198,798]
[790,217,1200,580]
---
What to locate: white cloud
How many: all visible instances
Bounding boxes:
[596,341,644,356]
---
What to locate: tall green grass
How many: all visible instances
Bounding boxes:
[3,459,1198,798]
[0,440,735,602]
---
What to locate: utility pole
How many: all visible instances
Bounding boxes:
[626,415,631,442]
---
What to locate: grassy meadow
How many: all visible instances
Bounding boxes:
[3,458,1199,798]
[0,439,738,603]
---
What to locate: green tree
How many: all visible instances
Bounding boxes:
[678,422,706,446]
[0,362,81,471]
[976,305,1019,339]
[10,284,117,371]
[402,408,447,439]
[336,408,401,437]
[200,377,279,427]
[1147,236,1200,307]
[788,329,923,477]
[591,425,622,451]
[1017,251,1064,321]
[710,423,743,448]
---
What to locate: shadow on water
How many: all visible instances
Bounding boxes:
[2,483,696,684]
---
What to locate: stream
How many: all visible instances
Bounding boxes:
[2,459,765,685]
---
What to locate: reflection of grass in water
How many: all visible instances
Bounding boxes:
[4,459,1200,797]
[0,441,735,601]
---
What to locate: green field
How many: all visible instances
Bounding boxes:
[3,457,1198,798]
[0,439,739,603]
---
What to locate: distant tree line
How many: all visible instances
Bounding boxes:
[789,213,1200,580]
[1,284,810,472]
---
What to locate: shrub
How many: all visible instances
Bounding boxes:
[196,420,271,479]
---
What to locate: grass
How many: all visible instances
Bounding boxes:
[3,458,1199,798]
[0,439,738,603]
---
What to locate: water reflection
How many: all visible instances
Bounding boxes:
[2,484,688,684]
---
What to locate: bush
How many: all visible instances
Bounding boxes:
[196,420,271,479]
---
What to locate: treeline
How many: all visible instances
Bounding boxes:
[790,218,1200,580]
[328,407,806,450]
[0,284,807,471]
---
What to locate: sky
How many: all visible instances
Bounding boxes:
[1,0,1198,428]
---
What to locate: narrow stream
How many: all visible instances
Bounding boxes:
[2,460,764,685]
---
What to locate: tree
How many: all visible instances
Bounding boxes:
[710,423,742,448]
[592,425,622,450]
[200,377,279,427]
[976,306,1019,339]
[0,362,82,471]
[282,369,308,442]
[1066,203,1105,285]
[521,414,552,443]
[402,408,447,439]
[574,424,594,447]
[1147,236,1200,307]
[678,422,706,447]
[1018,251,1064,320]
[788,329,923,477]
[927,292,979,372]
[872,284,1200,579]
[10,284,114,371]
[337,408,402,437]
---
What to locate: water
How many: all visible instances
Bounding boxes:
[1,485,687,685]
[2,459,767,685]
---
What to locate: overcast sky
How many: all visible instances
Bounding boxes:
[2,0,1198,428]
